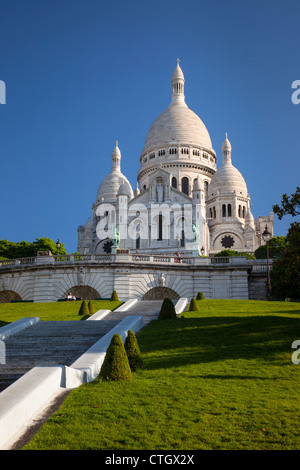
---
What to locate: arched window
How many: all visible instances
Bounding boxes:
[238,205,241,217]
[213,207,216,219]
[172,176,177,189]
[182,177,189,196]
[243,206,246,218]
[227,204,232,217]
[204,181,208,198]
[209,208,213,218]
[158,214,163,241]
[136,236,140,250]
[222,204,226,217]
[180,229,185,247]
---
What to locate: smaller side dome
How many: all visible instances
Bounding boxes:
[208,134,248,198]
[96,142,134,203]
[117,181,132,197]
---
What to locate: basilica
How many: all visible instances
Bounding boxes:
[77,60,273,256]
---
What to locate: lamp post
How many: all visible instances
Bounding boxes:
[56,239,61,254]
[262,225,271,300]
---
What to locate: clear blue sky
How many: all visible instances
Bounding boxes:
[0,0,299,253]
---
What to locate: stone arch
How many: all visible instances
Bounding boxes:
[0,290,22,303]
[63,285,101,300]
[142,287,180,300]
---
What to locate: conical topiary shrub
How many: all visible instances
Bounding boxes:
[99,334,132,381]
[188,298,199,311]
[196,291,204,300]
[111,290,119,301]
[88,301,95,315]
[78,300,89,316]
[124,330,143,371]
[158,298,177,320]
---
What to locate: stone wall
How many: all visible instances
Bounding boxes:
[0,254,270,303]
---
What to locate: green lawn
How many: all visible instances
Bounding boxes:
[0,300,123,326]
[22,299,300,450]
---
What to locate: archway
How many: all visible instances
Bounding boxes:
[142,287,180,300]
[63,285,101,300]
[0,290,22,303]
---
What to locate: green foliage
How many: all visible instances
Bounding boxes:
[88,301,95,315]
[196,292,204,300]
[78,300,89,316]
[214,250,255,259]
[158,298,177,320]
[188,298,199,311]
[255,236,286,259]
[270,222,300,300]
[273,186,300,219]
[110,290,119,301]
[0,237,67,259]
[124,330,143,371]
[99,334,132,381]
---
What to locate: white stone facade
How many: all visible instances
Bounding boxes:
[0,253,271,303]
[78,61,273,256]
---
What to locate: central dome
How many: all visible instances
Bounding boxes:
[143,105,213,152]
[142,60,213,153]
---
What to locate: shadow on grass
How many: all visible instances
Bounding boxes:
[138,316,300,370]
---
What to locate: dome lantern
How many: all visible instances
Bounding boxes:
[222,133,232,163]
[171,58,186,106]
[112,140,121,171]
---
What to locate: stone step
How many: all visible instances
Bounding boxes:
[0,319,120,391]
[0,301,168,391]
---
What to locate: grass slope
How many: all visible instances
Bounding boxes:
[23,299,300,450]
[0,300,123,325]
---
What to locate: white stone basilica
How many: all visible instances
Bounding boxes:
[77,60,273,256]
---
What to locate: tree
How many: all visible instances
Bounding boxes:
[158,298,177,319]
[214,250,255,259]
[254,236,286,259]
[88,301,95,315]
[273,187,300,219]
[78,300,89,316]
[124,330,143,371]
[0,237,67,259]
[270,187,300,300]
[99,334,132,381]
[188,298,199,311]
[270,222,300,300]
[110,290,119,301]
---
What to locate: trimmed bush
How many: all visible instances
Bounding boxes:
[78,300,89,316]
[158,298,177,320]
[188,298,199,311]
[88,301,95,315]
[196,292,204,300]
[99,334,132,381]
[111,290,119,301]
[124,330,143,371]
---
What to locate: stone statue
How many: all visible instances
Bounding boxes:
[192,223,200,243]
[158,272,166,287]
[77,267,85,286]
[113,228,120,248]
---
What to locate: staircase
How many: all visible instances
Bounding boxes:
[0,300,165,393]
[0,319,119,392]
[108,300,163,325]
